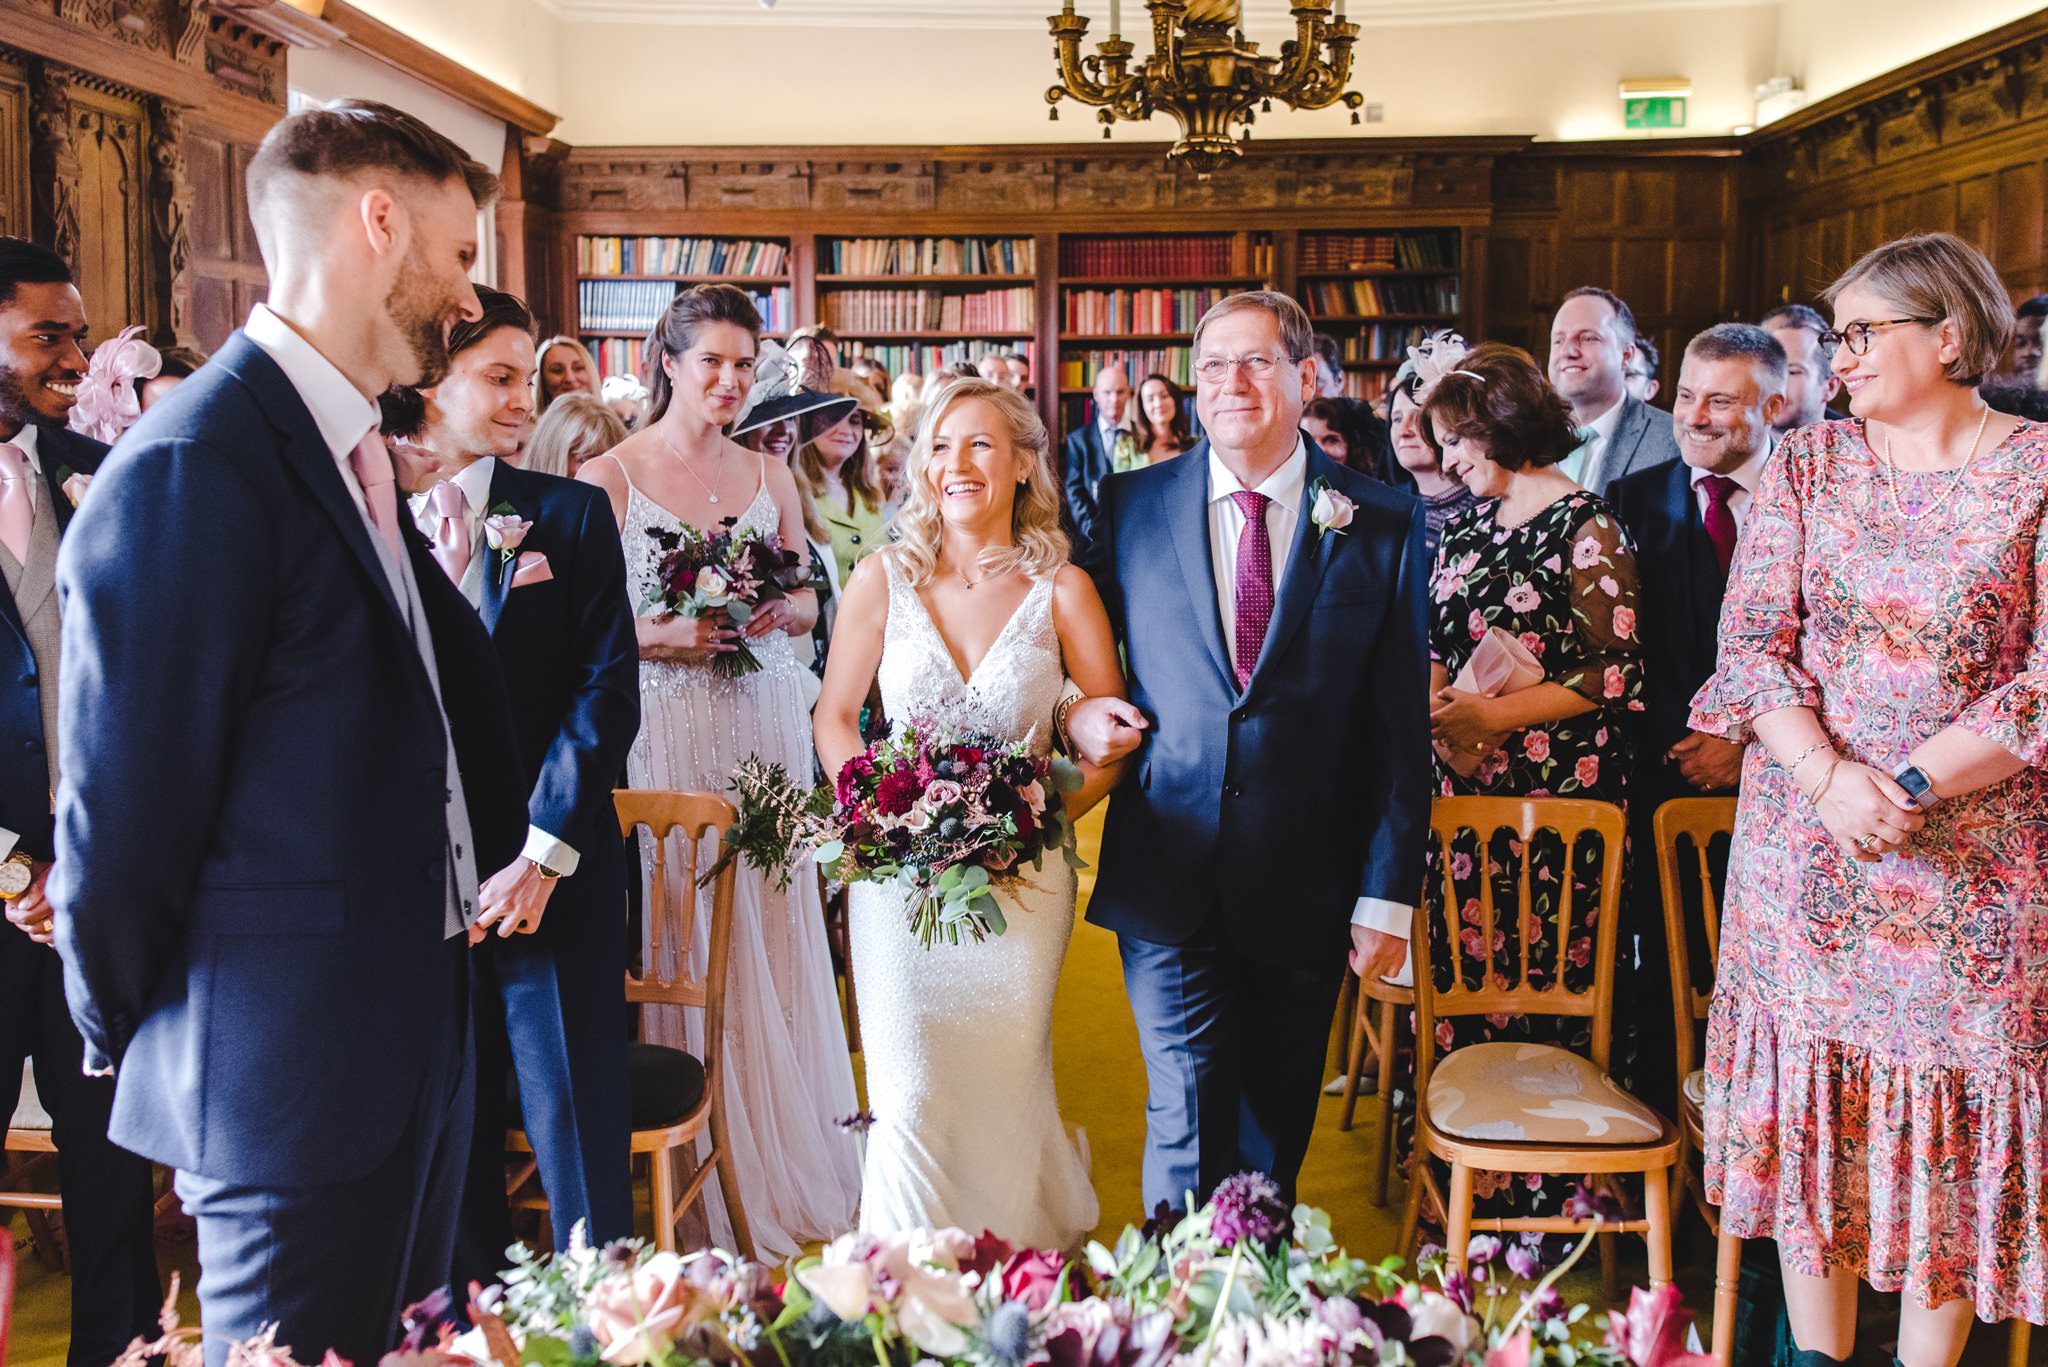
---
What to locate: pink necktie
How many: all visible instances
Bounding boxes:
[426,480,472,584]
[348,430,402,560]
[1701,474,1739,575]
[1231,490,1273,689]
[0,443,34,567]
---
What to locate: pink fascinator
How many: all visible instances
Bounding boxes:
[1403,329,1475,400]
[68,325,162,444]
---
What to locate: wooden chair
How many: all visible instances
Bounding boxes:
[1655,799,2034,1367]
[1336,969,1415,1207]
[1397,796,1680,1287]
[508,790,752,1257]
[3,1064,66,1273]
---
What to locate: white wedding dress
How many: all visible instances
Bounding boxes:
[614,456,862,1259]
[851,551,1099,1249]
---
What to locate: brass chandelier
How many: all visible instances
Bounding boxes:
[1046,0,1365,173]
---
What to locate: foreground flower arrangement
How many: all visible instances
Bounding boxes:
[110,1175,1708,1367]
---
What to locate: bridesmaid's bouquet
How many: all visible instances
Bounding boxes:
[641,517,808,679]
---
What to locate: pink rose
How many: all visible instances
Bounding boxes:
[1598,574,1621,598]
[1603,665,1627,699]
[1468,609,1488,641]
[587,1252,694,1365]
[1611,606,1636,639]
[1575,755,1600,786]
[1519,631,1545,658]
[61,471,92,507]
[1572,536,1603,569]
[1451,851,1474,881]
[484,513,532,554]
[1523,730,1552,763]
[1000,1250,1070,1311]
[1311,486,1356,534]
[1504,582,1540,613]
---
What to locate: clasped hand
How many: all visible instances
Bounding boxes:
[1430,687,1509,758]
[3,859,54,946]
[1066,695,1149,767]
[1813,761,1923,863]
[638,608,736,661]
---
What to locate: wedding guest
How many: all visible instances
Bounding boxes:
[1548,286,1680,493]
[384,287,640,1283]
[1304,396,1388,480]
[798,385,889,587]
[52,100,527,1367]
[580,286,857,1258]
[850,355,891,401]
[599,373,650,431]
[1003,351,1032,394]
[138,343,208,411]
[1409,342,1644,1226]
[1761,304,1846,432]
[2005,294,2046,387]
[976,351,1007,385]
[1624,335,1661,403]
[524,392,627,480]
[0,237,160,1367]
[1692,231,2045,1366]
[1134,373,1195,464]
[1312,332,1347,398]
[930,360,979,392]
[535,336,598,412]
[787,331,838,393]
[1608,322,1785,1122]
[1062,362,1135,557]
[1383,353,1477,555]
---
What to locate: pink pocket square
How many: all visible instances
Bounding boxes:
[510,552,553,588]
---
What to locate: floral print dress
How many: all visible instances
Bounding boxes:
[1404,490,1645,1217]
[1691,420,2048,1324]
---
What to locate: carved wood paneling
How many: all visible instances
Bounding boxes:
[149,96,194,344]
[69,81,151,340]
[184,118,267,352]
[28,61,82,269]
[0,59,28,241]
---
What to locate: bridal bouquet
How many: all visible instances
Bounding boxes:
[182,1174,1712,1367]
[640,517,808,679]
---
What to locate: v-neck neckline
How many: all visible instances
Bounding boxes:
[908,576,1044,690]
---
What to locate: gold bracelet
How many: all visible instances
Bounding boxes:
[1807,755,1842,805]
[1784,740,1832,774]
[1053,694,1079,753]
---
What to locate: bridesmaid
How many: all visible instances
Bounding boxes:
[579,284,860,1257]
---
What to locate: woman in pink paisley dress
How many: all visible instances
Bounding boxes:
[1691,232,2046,1366]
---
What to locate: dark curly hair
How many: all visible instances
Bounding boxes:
[1420,342,1580,472]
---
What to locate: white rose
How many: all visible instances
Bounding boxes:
[1312,487,1355,532]
[696,569,730,599]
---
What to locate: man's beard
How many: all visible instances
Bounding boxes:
[386,250,460,387]
[0,363,54,428]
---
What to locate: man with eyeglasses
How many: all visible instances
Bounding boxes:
[1062,290,1432,1209]
[1547,286,1681,494]
[1760,303,1847,434]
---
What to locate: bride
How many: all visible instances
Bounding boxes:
[814,378,1127,1249]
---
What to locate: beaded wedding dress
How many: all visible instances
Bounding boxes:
[612,455,861,1259]
[850,551,1099,1249]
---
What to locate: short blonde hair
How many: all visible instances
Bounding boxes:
[524,393,627,478]
[1824,232,2015,385]
[534,336,600,409]
[889,378,1068,589]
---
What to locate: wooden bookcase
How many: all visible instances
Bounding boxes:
[817,235,1038,381]
[574,234,794,380]
[1297,228,1464,403]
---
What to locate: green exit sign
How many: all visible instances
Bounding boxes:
[1625,96,1688,130]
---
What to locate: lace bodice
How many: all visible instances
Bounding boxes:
[876,551,1063,755]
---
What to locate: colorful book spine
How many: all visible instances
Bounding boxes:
[822,287,1033,333]
[824,238,1036,275]
[576,237,789,278]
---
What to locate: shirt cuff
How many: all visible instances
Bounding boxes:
[522,826,581,877]
[1350,897,1413,938]
[0,826,16,860]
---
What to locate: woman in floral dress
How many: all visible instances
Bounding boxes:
[1405,344,1645,1223]
[1692,234,2045,1365]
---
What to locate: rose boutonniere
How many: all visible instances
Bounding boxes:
[482,502,531,567]
[1307,479,1355,541]
[55,466,93,509]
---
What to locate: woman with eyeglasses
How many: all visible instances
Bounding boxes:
[797,385,891,587]
[1691,232,2045,1364]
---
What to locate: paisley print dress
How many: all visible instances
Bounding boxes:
[1691,420,2048,1322]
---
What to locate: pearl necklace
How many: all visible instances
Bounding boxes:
[1880,408,1989,523]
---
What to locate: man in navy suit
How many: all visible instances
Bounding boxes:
[1062,362,1133,559]
[51,101,527,1366]
[1066,291,1432,1209]
[0,237,160,1367]
[382,287,639,1283]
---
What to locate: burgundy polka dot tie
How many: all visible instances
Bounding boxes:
[1701,473,1739,574]
[1231,490,1273,689]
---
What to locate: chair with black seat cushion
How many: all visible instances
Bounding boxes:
[509,789,750,1257]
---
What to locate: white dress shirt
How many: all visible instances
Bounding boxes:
[1205,437,1412,944]
[243,304,382,519]
[1688,441,1769,536]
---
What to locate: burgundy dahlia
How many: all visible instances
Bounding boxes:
[1208,1171,1290,1250]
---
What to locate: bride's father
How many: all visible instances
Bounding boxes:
[1068,291,1431,1210]
[52,101,526,1365]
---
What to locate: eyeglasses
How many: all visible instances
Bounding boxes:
[1816,317,1934,356]
[1192,353,1297,384]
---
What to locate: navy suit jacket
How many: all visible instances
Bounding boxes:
[1062,423,1114,558]
[1608,457,1727,764]
[50,332,527,1186]
[1084,439,1434,966]
[0,423,103,861]
[471,459,638,900]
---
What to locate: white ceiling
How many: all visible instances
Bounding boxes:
[535,0,1777,28]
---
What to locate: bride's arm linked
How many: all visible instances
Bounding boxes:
[1052,565,1131,817]
[815,555,890,778]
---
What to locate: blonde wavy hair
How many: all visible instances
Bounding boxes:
[890,378,1069,588]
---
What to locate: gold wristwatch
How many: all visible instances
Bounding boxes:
[531,860,562,882]
[0,850,35,901]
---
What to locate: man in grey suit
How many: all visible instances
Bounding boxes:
[1547,286,1680,494]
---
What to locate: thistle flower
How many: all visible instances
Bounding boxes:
[1208,1172,1290,1251]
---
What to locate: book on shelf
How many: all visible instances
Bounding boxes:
[843,340,1035,379]
[1059,235,1247,278]
[1060,286,1241,336]
[576,236,788,278]
[1344,323,1433,362]
[591,336,645,380]
[1298,230,1459,274]
[1059,346,1196,389]
[578,280,792,335]
[824,237,1035,275]
[822,287,1034,334]
[1304,277,1460,316]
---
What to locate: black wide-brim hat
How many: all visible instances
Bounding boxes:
[729,387,859,439]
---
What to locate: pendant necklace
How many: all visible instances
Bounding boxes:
[1880,407,1989,523]
[658,427,725,505]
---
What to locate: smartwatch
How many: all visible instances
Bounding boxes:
[1891,762,1938,811]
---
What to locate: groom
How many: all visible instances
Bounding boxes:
[1068,291,1432,1210]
